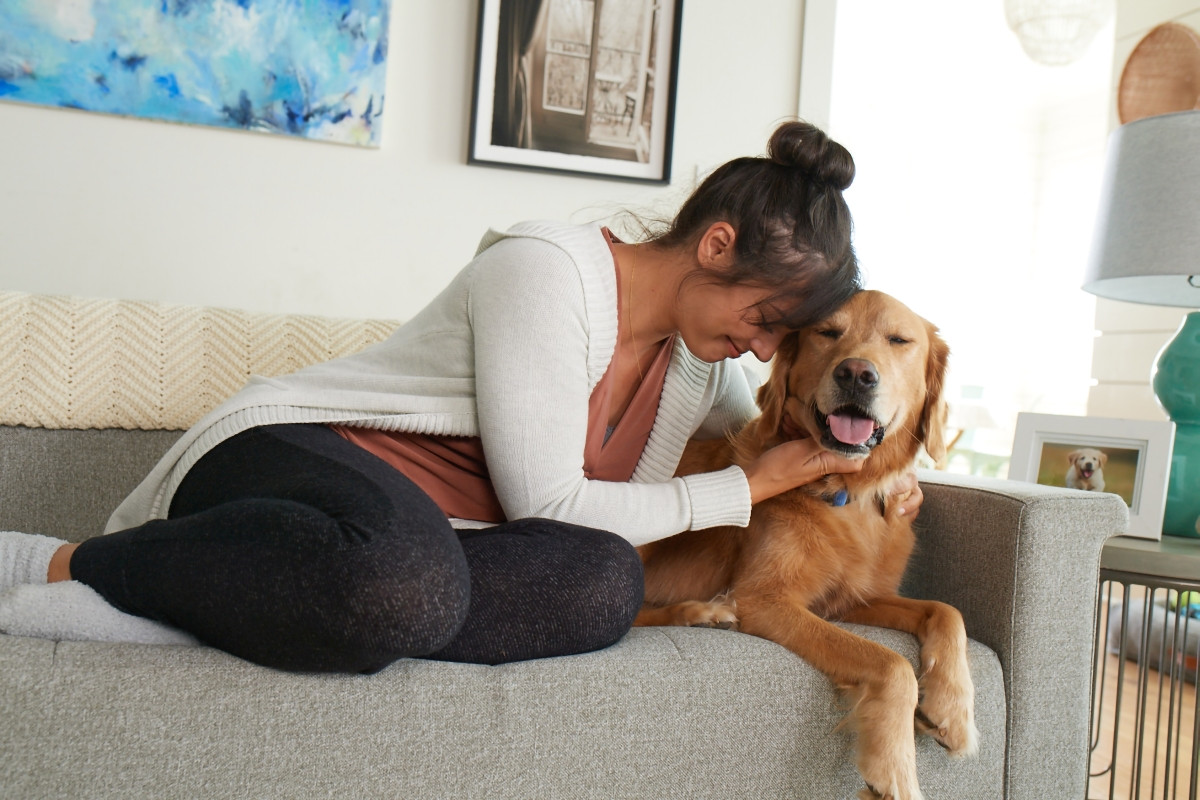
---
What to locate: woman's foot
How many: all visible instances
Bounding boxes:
[0,531,67,594]
[47,542,79,583]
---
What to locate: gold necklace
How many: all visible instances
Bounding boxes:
[627,244,645,382]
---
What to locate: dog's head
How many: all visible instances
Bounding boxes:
[1068,448,1107,479]
[753,290,950,475]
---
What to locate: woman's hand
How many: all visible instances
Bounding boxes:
[886,471,924,521]
[743,438,864,505]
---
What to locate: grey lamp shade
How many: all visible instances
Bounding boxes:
[1084,110,1200,307]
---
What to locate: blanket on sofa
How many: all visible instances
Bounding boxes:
[0,290,398,431]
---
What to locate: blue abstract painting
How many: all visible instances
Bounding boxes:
[0,0,390,147]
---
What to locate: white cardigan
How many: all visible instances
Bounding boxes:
[107,221,758,546]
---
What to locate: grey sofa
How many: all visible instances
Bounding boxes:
[0,290,1129,799]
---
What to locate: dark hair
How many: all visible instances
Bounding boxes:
[651,120,861,329]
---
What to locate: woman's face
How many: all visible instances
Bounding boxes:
[675,279,789,364]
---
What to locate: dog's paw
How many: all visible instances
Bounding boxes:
[856,726,925,800]
[912,606,978,757]
[679,598,739,630]
[916,679,979,757]
[857,775,925,800]
[858,787,926,800]
[915,706,979,758]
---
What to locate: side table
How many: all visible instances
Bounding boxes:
[1089,535,1200,799]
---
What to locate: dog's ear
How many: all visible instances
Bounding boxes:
[1067,449,1083,465]
[919,324,951,464]
[755,332,800,431]
[1099,450,1109,467]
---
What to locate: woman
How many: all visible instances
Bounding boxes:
[0,120,902,673]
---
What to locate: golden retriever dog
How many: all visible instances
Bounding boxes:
[635,290,977,800]
[1065,448,1107,492]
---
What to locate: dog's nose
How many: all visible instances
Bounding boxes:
[834,358,879,391]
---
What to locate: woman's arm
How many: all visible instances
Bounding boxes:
[468,238,747,546]
[466,235,867,543]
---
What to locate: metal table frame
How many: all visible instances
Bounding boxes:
[1090,537,1200,799]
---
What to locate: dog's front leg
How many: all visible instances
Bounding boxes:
[737,597,925,800]
[843,596,979,757]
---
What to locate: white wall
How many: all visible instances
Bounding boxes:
[1089,0,1200,421]
[0,1,806,322]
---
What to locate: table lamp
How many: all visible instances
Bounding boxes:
[1084,110,1200,538]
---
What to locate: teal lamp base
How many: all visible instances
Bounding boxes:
[1163,422,1200,537]
[1154,311,1200,538]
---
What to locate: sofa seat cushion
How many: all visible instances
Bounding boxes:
[1,623,1004,799]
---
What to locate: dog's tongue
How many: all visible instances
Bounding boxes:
[828,413,876,446]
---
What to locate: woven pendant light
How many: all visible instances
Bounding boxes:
[1004,0,1114,66]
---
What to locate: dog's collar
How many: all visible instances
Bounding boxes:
[821,489,850,507]
[804,476,850,507]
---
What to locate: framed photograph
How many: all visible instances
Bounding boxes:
[1009,413,1176,540]
[468,0,682,183]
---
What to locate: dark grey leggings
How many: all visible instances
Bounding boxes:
[71,424,644,673]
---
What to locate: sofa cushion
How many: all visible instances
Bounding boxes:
[0,623,1005,799]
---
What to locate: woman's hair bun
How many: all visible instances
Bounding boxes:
[767,120,855,191]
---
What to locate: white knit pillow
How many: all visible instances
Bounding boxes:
[0,290,398,431]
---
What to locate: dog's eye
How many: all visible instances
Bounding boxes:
[818,329,842,340]
[888,336,911,346]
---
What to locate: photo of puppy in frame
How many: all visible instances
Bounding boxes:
[1064,447,1109,492]
[1009,413,1175,540]
[1039,443,1134,501]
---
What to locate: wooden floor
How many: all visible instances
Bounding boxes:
[1089,586,1200,800]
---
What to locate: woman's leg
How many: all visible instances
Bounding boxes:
[428,519,644,665]
[66,424,642,670]
[70,424,471,673]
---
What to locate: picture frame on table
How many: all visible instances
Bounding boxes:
[468,0,682,184]
[1009,413,1176,540]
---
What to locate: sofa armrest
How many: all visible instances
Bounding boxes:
[903,469,1128,799]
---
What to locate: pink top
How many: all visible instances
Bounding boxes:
[330,231,672,522]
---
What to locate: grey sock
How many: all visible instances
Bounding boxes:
[0,531,67,594]
[0,581,200,646]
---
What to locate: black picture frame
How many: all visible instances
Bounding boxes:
[468,0,682,184]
